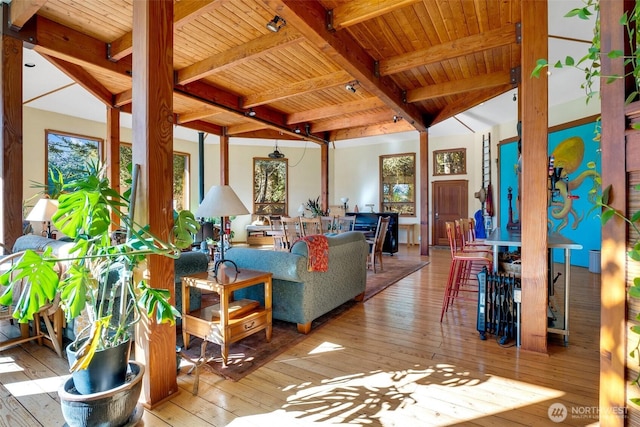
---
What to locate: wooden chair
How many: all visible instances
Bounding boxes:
[440,222,492,322]
[300,217,322,236]
[320,216,335,233]
[455,218,491,253]
[366,216,390,273]
[0,251,63,357]
[335,216,355,233]
[281,216,302,249]
[269,216,287,251]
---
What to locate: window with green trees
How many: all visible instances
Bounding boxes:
[46,130,102,196]
[119,144,190,211]
[253,158,287,215]
[380,153,416,216]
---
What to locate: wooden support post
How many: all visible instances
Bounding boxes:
[0,30,23,250]
[520,0,548,353]
[220,128,229,185]
[419,130,429,256]
[599,1,628,425]
[132,0,176,406]
[106,106,120,229]
[321,143,329,213]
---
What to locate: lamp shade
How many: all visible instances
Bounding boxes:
[26,198,58,222]
[195,185,249,219]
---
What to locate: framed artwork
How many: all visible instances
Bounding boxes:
[433,148,466,176]
[253,158,288,215]
[380,153,416,216]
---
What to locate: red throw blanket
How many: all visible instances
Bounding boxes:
[293,235,329,272]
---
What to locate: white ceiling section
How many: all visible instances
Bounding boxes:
[20,0,597,143]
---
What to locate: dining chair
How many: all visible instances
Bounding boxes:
[366,216,390,273]
[281,216,303,248]
[0,251,63,356]
[269,216,287,251]
[299,217,323,236]
[320,216,335,233]
[335,216,355,233]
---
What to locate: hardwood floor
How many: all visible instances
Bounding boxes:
[0,245,601,426]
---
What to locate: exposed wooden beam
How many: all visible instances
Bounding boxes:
[407,70,512,102]
[312,110,393,133]
[419,131,428,256]
[114,89,132,107]
[40,54,113,106]
[176,26,303,85]
[176,108,223,125]
[329,0,420,30]
[33,16,133,77]
[329,119,414,141]
[263,0,426,131]
[244,70,352,108]
[8,0,45,31]
[108,0,224,61]
[226,122,268,135]
[379,24,517,76]
[287,96,385,124]
[23,81,75,105]
[431,84,513,126]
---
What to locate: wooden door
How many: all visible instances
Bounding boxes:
[432,180,468,246]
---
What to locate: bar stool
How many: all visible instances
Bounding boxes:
[440,221,493,321]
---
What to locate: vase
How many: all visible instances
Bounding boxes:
[66,338,131,395]
[58,360,144,427]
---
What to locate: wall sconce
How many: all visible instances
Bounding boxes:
[266,15,286,32]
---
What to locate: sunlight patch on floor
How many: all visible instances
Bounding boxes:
[4,375,69,396]
[308,341,344,355]
[0,356,24,374]
[225,364,570,426]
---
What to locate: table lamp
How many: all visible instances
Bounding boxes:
[26,198,59,238]
[195,185,249,277]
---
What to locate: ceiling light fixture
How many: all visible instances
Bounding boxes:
[294,126,301,134]
[268,140,285,159]
[345,80,359,93]
[266,15,286,32]
[393,115,403,123]
[245,108,256,117]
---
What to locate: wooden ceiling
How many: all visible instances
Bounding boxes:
[5,0,521,144]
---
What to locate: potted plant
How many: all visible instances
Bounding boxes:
[0,161,199,425]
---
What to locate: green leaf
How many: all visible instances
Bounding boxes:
[631,210,640,223]
[173,210,199,249]
[600,208,615,225]
[9,250,60,323]
[58,265,92,320]
[137,281,180,325]
[631,325,640,335]
[531,59,548,78]
[565,56,575,66]
[608,49,624,59]
[629,286,640,299]
[602,185,612,205]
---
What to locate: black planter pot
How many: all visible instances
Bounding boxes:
[58,360,144,427]
[66,338,131,395]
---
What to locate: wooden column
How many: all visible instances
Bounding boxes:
[520,0,548,353]
[131,0,176,406]
[599,0,628,424]
[0,31,23,250]
[220,128,229,185]
[321,143,329,213]
[419,130,429,256]
[106,106,120,228]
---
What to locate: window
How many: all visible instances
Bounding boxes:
[380,153,416,216]
[119,144,190,210]
[253,158,287,215]
[46,130,102,196]
[433,148,466,175]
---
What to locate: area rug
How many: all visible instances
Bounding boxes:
[178,257,429,381]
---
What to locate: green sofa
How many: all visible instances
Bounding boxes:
[225,231,368,333]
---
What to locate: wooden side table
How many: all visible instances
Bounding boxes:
[181,267,272,391]
[398,223,416,246]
